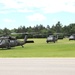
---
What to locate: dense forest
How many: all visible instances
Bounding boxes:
[0,21,75,38]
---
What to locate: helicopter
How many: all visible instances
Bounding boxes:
[0,35,34,49]
[46,34,58,43]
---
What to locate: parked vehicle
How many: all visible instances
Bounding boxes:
[69,35,75,40]
[0,35,34,49]
[46,35,58,43]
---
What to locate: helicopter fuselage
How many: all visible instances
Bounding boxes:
[0,35,27,49]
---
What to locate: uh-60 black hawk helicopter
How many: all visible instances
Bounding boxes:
[0,35,34,49]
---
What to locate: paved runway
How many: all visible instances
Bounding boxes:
[0,58,75,75]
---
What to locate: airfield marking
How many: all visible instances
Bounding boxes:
[0,58,75,75]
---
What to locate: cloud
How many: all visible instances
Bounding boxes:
[0,0,75,13]
[27,13,46,22]
[3,18,15,23]
[0,11,9,14]
[0,0,21,9]
[42,0,75,13]
[17,9,33,13]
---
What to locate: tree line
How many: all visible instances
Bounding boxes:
[0,21,75,38]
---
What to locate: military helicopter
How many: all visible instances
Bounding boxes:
[46,34,58,43]
[0,34,34,49]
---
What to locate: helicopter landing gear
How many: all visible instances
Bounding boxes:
[21,45,24,48]
[6,46,11,49]
[6,43,11,49]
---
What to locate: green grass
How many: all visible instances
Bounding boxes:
[0,38,75,57]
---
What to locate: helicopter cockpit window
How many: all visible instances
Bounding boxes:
[0,39,6,45]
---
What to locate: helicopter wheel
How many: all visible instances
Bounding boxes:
[21,45,24,48]
[53,41,55,43]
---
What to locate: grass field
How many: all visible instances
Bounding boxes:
[0,38,75,57]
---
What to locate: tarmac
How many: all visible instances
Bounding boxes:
[0,58,75,75]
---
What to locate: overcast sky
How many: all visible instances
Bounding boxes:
[0,0,75,29]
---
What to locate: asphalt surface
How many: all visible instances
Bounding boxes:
[0,58,75,75]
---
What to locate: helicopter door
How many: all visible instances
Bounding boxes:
[4,39,11,49]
